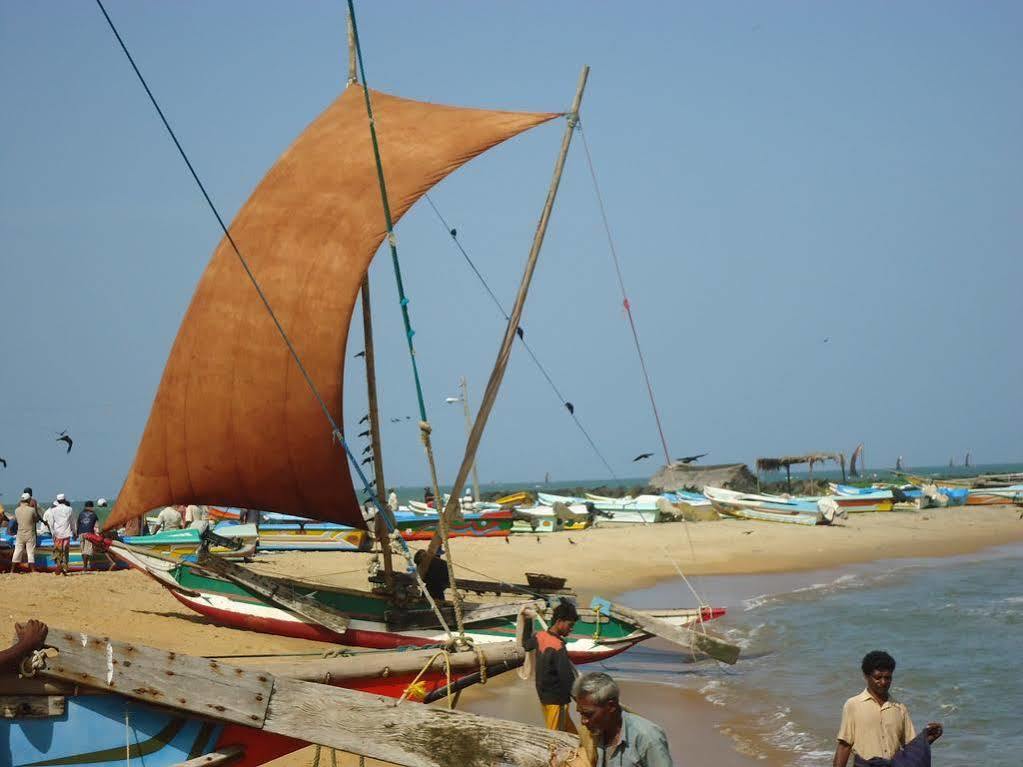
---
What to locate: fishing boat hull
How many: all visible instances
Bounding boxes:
[3,692,303,767]
[102,541,724,664]
[394,510,514,540]
[248,523,366,552]
[704,487,833,525]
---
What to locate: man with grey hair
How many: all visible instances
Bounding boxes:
[572,671,673,767]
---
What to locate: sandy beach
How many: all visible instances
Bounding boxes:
[3,505,1021,766]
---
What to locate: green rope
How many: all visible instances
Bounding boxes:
[347,0,428,421]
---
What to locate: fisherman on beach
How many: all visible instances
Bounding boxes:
[573,671,673,767]
[43,494,75,576]
[77,501,100,570]
[833,651,943,767]
[522,600,579,733]
[10,492,44,573]
[153,504,184,533]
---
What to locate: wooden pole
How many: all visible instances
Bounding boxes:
[420,66,590,570]
[785,464,791,493]
[460,376,481,502]
[347,11,392,588]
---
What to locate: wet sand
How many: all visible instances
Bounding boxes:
[2,504,1020,766]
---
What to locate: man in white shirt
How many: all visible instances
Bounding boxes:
[43,496,75,575]
[153,505,184,533]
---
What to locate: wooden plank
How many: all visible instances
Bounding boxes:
[197,552,351,635]
[602,601,741,665]
[1,695,65,719]
[263,677,578,767]
[40,629,274,727]
[36,628,578,767]
[171,745,245,767]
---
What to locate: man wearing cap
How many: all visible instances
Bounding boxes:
[10,493,44,573]
[43,496,75,575]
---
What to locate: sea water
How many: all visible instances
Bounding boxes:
[601,543,1023,766]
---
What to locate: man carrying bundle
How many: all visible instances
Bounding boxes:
[833,650,943,767]
[522,600,579,732]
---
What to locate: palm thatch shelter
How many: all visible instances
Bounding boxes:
[649,462,757,493]
[755,452,846,491]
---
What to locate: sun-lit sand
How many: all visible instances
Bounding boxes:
[3,505,1020,766]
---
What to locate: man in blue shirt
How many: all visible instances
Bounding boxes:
[77,501,100,570]
[573,672,673,767]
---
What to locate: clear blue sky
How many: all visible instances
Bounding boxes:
[2,1,1020,502]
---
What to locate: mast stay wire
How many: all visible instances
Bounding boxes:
[93,0,454,639]
[422,194,619,481]
[575,118,710,616]
[346,0,466,643]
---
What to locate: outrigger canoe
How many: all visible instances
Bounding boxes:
[95,537,730,664]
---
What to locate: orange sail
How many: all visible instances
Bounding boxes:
[104,87,558,532]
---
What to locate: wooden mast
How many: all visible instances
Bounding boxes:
[348,12,393,588]
[420,66,590,571]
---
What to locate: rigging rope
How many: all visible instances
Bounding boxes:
[574,119,708,620]
[576,121,672,468]
[346,0,465,643]
[94,0,451,637]
[423,194,619,480]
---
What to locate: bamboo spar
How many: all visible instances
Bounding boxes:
[420,66,589,570]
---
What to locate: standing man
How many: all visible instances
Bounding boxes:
[10,493,44,573]
[573,671,673,767]
[522,600,580,732]
[43,495,75,576]
[77,501,100,571]
[387,488,399,513]
[153,504,184,533]
[834,651,943,767]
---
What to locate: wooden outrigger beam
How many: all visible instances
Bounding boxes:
[34,628,578,767]
[197,552,351,636]
[592,599,741,665]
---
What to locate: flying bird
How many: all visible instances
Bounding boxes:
[632,453,654,462]
[358,430,371,438]
[0,457,6,468]
[515,326,524,340]
[390,418,401,423]
[56,431,73,453]
[564,402,574,415]
[449,228,457,238]
[822,337,830,344]
[675,453,708,464]
[358,414,370,424]
[353,350,366,359]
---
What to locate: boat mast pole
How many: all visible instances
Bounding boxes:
[420,66,589,569]
[460,376,481,503]
[347,12,393,588]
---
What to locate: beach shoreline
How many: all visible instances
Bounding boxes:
[2,505,1020,767]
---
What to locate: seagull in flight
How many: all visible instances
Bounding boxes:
[56,431,73,453]
[632,452,654,462]
[564,402,574,415]
[353,350,366,359]
[0,457,6,468]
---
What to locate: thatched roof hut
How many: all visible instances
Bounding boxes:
[755,452,846,490]
[649,462,757,493]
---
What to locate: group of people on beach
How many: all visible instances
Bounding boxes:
[522,601,944,767]
[2,487,107,574]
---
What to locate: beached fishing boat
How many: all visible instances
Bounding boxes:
[704,487,842,526]
[233,513,369,552]
[2,627,573,767]
[393,509,514,540]
[536,492,664,523]
[94,537,729,664]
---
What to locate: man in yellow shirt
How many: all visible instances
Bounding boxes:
[833,651,943,767]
